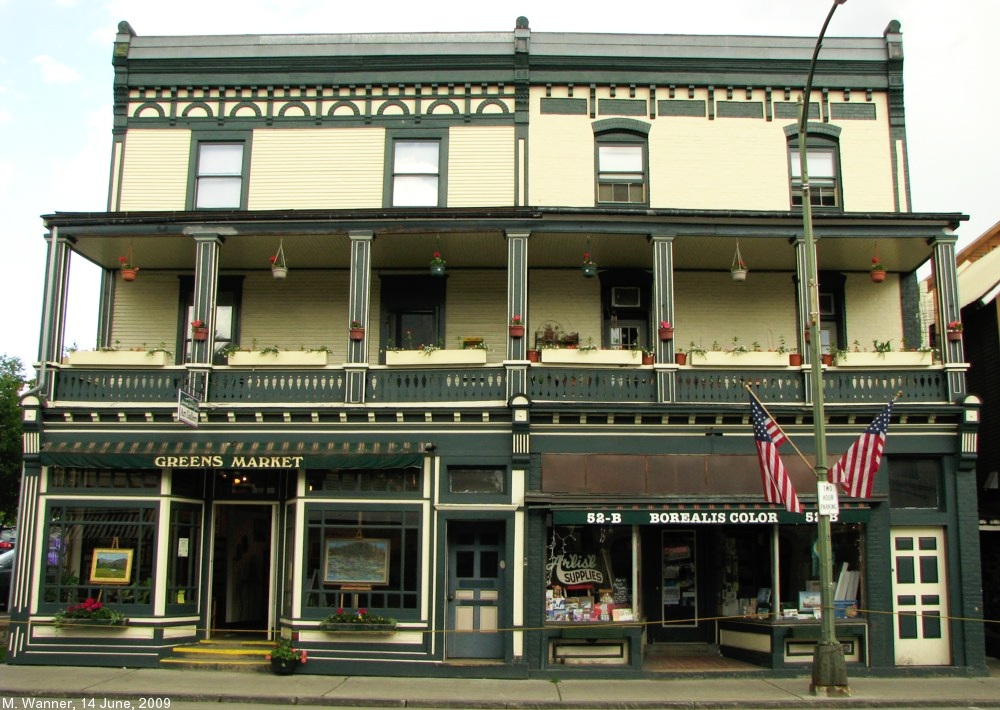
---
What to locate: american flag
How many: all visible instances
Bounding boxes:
[749,395,802,514]
[829,400,893,498]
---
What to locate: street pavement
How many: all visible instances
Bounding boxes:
[1,661,1000,709]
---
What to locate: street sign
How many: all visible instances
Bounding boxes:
[177,390,200,428]
[817,481,840,517]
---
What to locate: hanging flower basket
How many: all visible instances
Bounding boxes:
[581,252,597,278]
[946,320,962,341]
[191,320,208,341]
[870,255,886,283]
[946,330,962,342]
[731,242,747,282]
[119,254,139,282]
[350,327,365,341]
[430,251,446,276]
[509,316,524,338]
[271,240,288,279]
[657,322,674,341]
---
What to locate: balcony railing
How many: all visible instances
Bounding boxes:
[50,363,951,407]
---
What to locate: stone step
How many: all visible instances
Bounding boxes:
[161,638,274,672]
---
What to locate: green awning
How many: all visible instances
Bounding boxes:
[40,437,425,470]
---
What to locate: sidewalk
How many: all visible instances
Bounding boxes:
[1,662,1000,709]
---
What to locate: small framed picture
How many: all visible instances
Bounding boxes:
[799,590,822,612]
[89,548,134,584]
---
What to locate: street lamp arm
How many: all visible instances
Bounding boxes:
[799,0,847,138]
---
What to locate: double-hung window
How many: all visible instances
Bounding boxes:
[190,134,250,209]
[786,122,842,210]
[593,120,650,206]
[597,143,646,204]
[391,139,442,207]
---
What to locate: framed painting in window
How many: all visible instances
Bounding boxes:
[323,538,390,585]
[89,548,134,584]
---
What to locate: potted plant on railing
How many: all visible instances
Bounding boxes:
[640,347,655,366]
[350,320,365,341]
[777,336,801,366]
[119,256,139,282]
[945,320,963,341]
[320,607,398,633]
[191,319,209,341]
[54,599,127,628]
[266,637,306,675]
[657,321,674,341]
[870,256,887,283]
[509,315,525,338]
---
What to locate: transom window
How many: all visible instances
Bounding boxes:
[392,140,441,206]
[195,142,245,209]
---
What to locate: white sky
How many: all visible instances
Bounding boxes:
[1,0,997,372]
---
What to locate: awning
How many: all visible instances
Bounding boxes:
[40,436,426,470]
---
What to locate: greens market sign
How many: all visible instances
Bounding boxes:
[153,455,305,469]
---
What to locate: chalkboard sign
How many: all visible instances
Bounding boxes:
[612,577,630,604]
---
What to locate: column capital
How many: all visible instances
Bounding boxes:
[349,230,374,241]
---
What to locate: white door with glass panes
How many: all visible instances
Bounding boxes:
[891,527,951,665]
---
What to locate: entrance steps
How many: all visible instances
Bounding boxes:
[160,638,273,672]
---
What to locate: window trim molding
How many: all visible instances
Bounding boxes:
[785,123,843,212]
[186,130,253,211]
[383,128,449,208]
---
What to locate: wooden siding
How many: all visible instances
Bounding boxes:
[248,128,385,210]
[674,271,797,351]
[110,272,180,349]
[118,129,191,211]
[528,271,604,345]
[844,273,906,350]
[447,126,515,207]
[526,112,595,207]
[838,95,895,212]
[443,270,506,363]
[240,270,348,352]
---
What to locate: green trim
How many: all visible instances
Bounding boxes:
[591,118,650,136]
[717,101,763,119]
[597,99,645,117]
[657,100,705,117]
[831,103,877,121]
[540,98,586,115]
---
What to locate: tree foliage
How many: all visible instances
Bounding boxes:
[0,355,29,523]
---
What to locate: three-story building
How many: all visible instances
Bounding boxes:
[10,17,984,677]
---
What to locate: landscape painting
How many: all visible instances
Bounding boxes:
[89,548,134,584]
[324,538,390,585]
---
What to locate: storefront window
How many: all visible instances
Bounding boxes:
[779,523,863,615]
[43,505,157,609]
[888,458,941,509]
[167,505,201,606]
[303,507,419,617]
[306,468,421,495]
[546,525,634,623]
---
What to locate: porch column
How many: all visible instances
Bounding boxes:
[651,233,675,402]
[36,227,72,398]
[346,230,373,404]
[506,230,530,398]
[930,232,966,399]
[794,236,814,405]
[189,233,221,401]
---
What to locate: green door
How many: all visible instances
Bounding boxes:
[446,522,504,659]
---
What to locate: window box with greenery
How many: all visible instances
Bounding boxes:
[833,341,933,368]
[223,344,333,366]
[540,340,638,366]
[65,344,173,367]
[385,347,487,366]
[319,608,398,633]
[685,339,788,367]
[53,599,128,629]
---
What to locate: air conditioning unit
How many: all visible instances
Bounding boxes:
[611,287,641,308]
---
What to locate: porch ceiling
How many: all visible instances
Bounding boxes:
[51,209,955,276]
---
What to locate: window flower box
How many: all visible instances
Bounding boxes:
[385,349,487,366]
[227,351,331,367]
[319,622,398,634]
[833,352,933,368]
[540,349,640,366]
[66,351,172,367]
[690,351,791,367]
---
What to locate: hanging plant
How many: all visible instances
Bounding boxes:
[870,255,886,283]
[731,242,747,282]
[581,252,597,278]
[430,251,446,276]
[271,240,288,279]
[119,249,139,282]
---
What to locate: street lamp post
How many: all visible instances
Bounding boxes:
[799,0,850,696]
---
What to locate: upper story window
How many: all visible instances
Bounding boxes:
[387,130,449,207]
[785,124,842,210]
[195,143,245,208]
[188,132,251,210]
[593,119,650,207]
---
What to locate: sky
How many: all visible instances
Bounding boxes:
[1,0,997,375]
